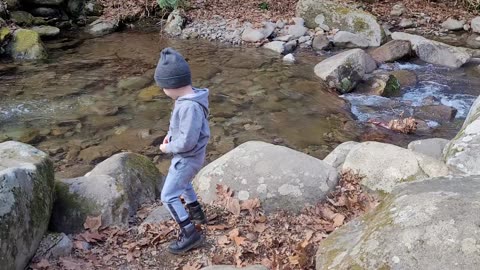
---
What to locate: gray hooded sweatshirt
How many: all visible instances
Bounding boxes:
[165,88,210,161]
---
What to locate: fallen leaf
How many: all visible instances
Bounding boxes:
[254,223,266,233]
[59,258,82,270]
[225,197,241,216]
[126,252,134,262]
[33,259,50,269]
[241,198,261,211]
[182,262,201,270]
[217,235,230,245]
[333,214,346,227]
[233,236,246,246]
[79,231,104,243]
[83,215,102,232]
[320,207,337,220]
[228,228,240,240]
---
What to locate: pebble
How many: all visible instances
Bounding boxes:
[283,53,296,63]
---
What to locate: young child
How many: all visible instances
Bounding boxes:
[154,47,210,254]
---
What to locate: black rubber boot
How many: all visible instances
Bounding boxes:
[187,203,207,225]
[168,223,204,255]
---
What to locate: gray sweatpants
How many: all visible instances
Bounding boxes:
[161,155,203,223]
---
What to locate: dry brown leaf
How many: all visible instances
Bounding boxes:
[225,197,241,216]
[59,258,82,270]
[233,236,246,246]
[254,223,266,233]
[241,198,261,211]
[182,262,202,270]
[78,231,104,243]
[333,214,346,227]
[228,228,240,240]
[320,207,337,221]
[83,215,102,232]
[217,235,231,245]
[33,259,50,269]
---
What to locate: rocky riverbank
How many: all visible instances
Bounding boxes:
[1,92,479,269]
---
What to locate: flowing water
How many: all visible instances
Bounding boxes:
[1,29,480,178]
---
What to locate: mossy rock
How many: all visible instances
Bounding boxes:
[8,29,47,60]
[382,75,401,97]
[10,11,35,26]
[296,0,384,46]
[50,152,163,233]
[0,141,55,270]
[316,176,480,269]
[137,85,162,101]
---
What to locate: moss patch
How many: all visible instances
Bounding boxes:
[49,181,99,234]
[14,29,41,52]
[353,17,369,32]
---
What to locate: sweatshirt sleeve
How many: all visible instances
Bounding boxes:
[165,103,203,154]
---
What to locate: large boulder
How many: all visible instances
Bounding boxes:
[194,141,338,213]
[369,40,412,63]
[314,49,377,93]
[50,152,163,233]
[444,95,480,175]
[342,142,449,193]
[316,175,480,270]
[408,138,449,160]
[0,141,55,270]
[323,141,359,169]
[8,29,47,60]
[392,32,471,68]
[296,0,384,46]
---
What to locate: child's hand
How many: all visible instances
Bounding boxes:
[160,144,167,153]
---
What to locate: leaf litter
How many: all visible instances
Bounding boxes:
[31,170,377,270]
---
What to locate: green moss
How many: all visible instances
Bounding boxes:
[14,29,41,52]
[0,27,10,42]
[49,181,99,233]
[379,264,391,270]
[382,75,401,97]
[323,248,343,267]
[125,154,160,189]
[334,6,352,15]
[353,17,369,33]
[349,264,365,270]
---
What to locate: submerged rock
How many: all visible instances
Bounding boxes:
[242,22,275,43]
[263,41,285,54]
[356,73,400,97]
[0,141,55,270]
[194,141,338,213]
[296,0,385,46]
[30,25,60,37]
[316,175,480,270]
[342,141,449,193]
[415,104,457,122]
[392,32,471,68]
[444,95,480,175]
[8,29,48,60]
[50,152,162,233]
[314,49,377,93]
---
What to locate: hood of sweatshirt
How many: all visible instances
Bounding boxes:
[177,88,209,117]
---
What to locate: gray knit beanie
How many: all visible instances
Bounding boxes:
[154,47,192,89]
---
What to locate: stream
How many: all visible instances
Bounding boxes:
[1,29,480,178]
